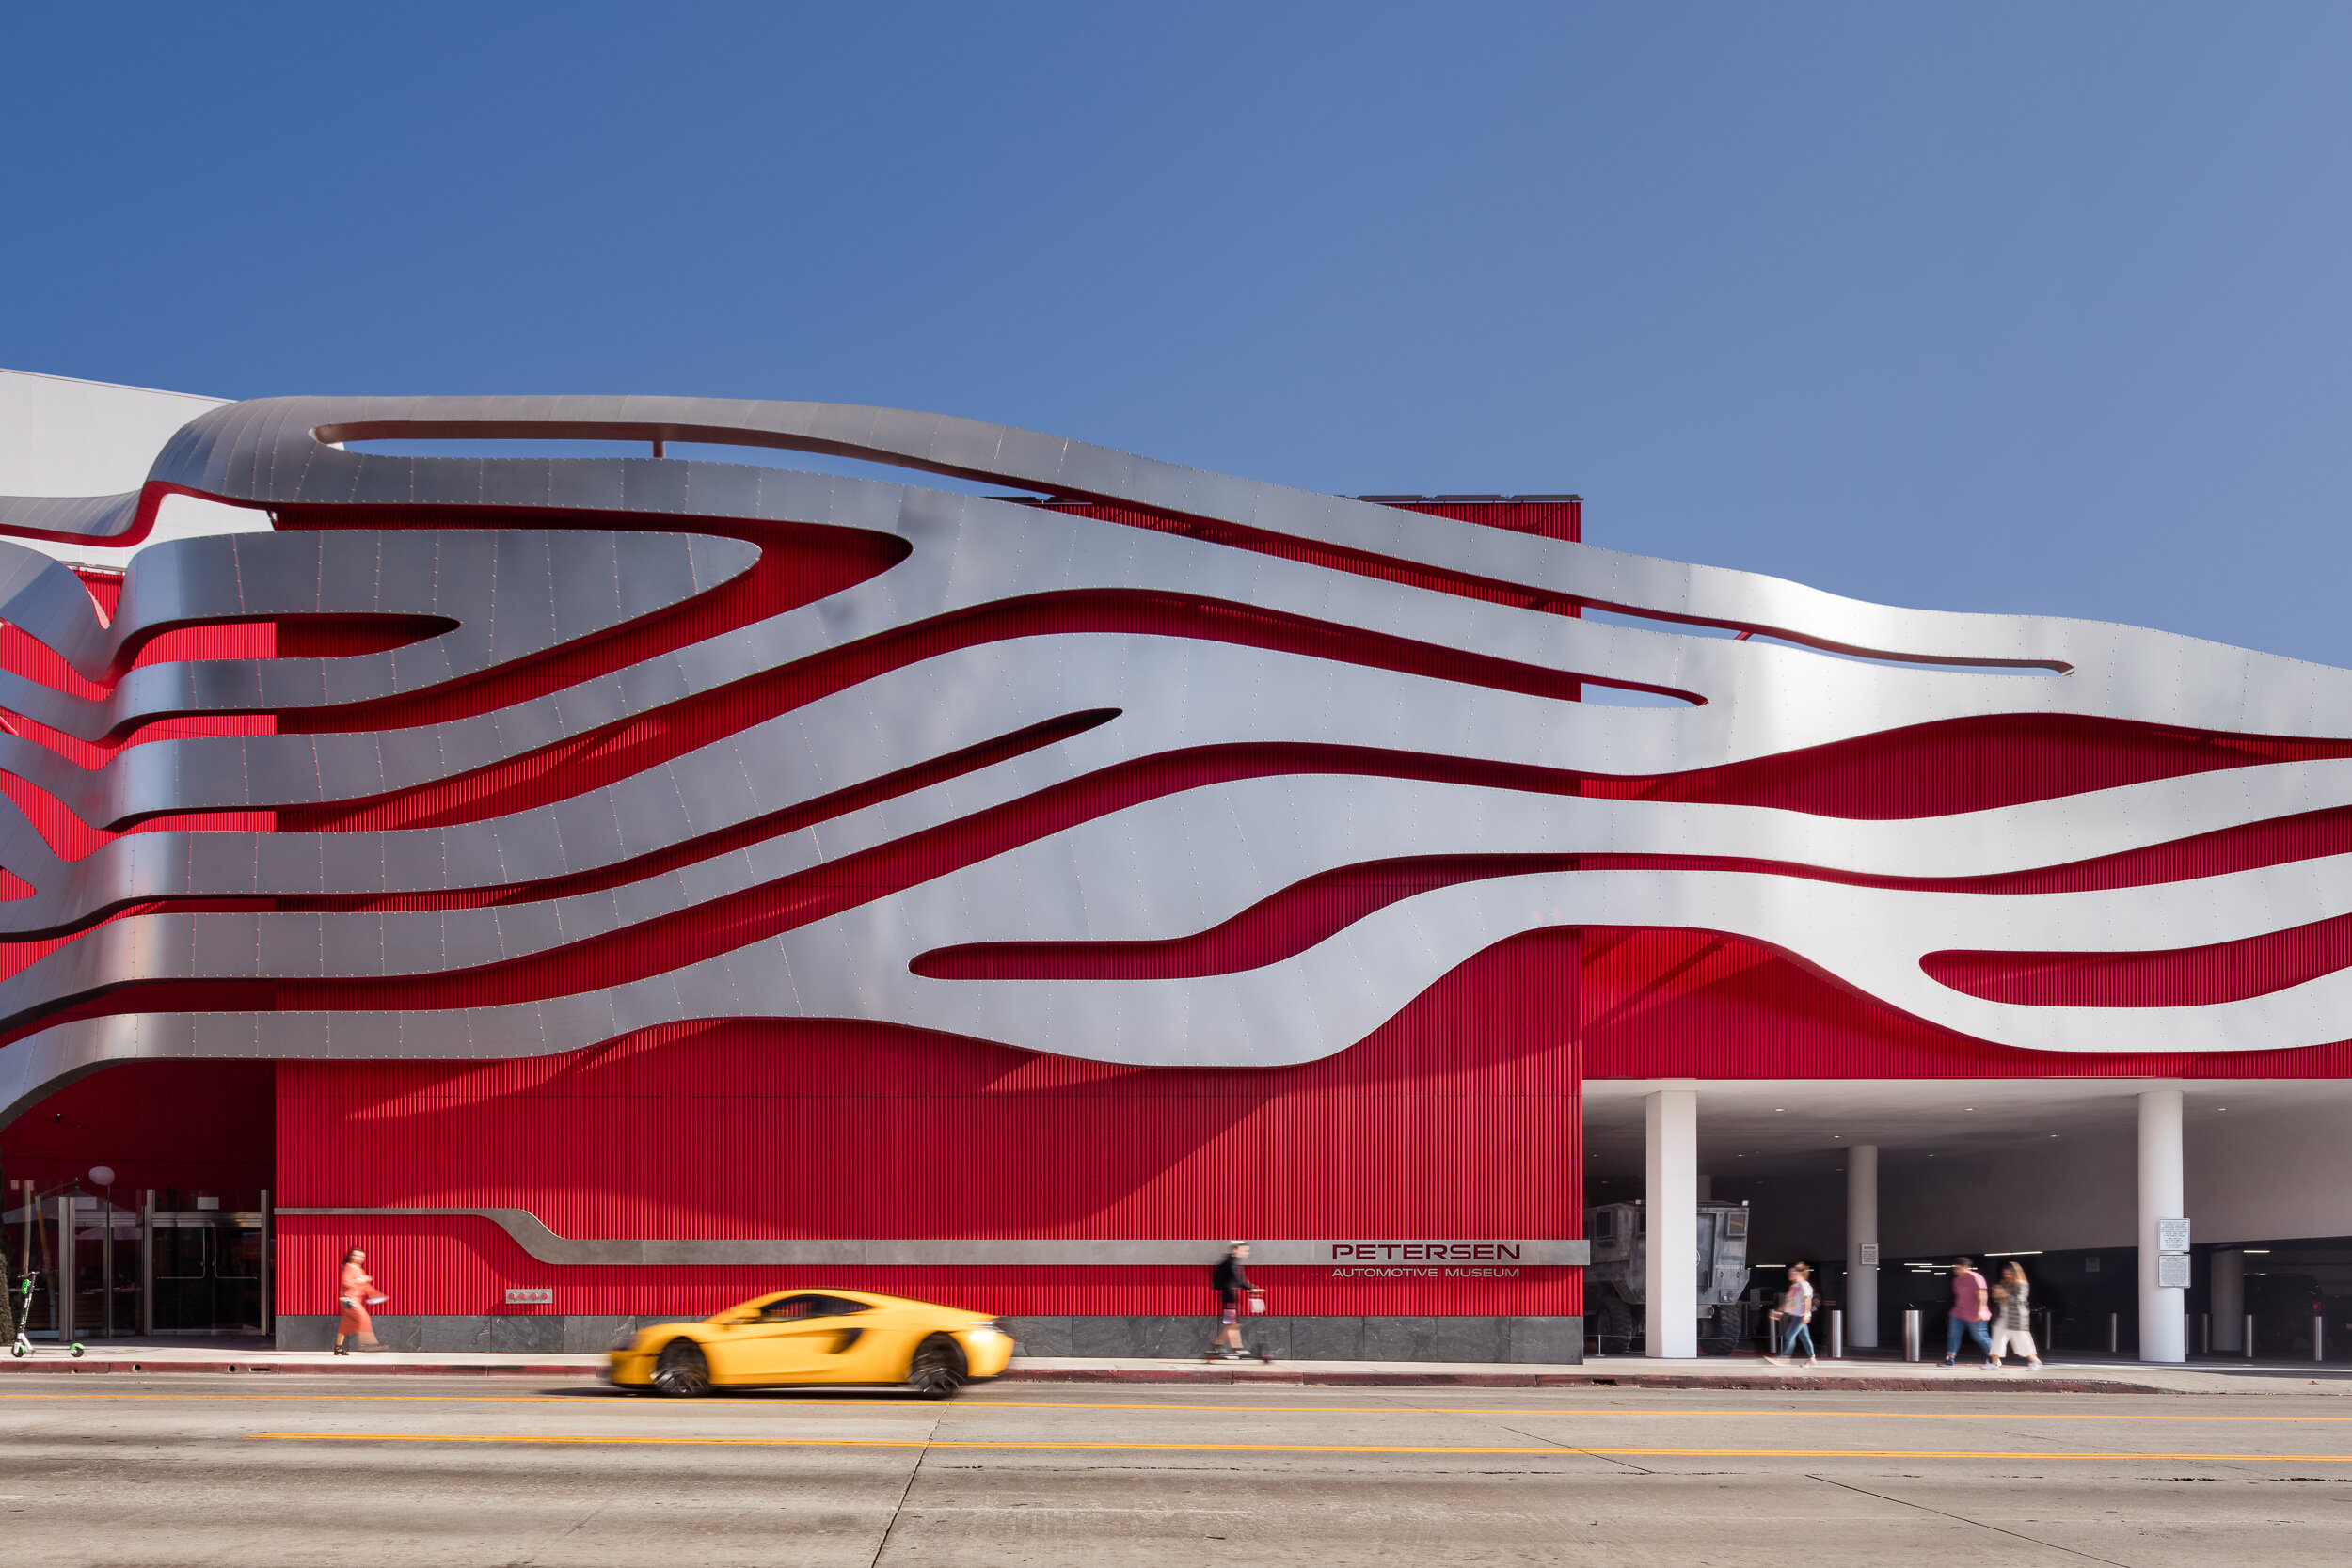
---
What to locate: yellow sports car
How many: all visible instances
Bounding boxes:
[608,1289,1014,1399]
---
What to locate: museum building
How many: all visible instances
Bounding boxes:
[4,366,2351,1365]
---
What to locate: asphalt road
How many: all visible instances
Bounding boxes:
[6,1375,2352,1565]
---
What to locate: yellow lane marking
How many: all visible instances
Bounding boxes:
[7,1393,2352,1423]
[247,1433,2352,1460]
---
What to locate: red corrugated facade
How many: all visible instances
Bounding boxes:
[274,928,1583,1320]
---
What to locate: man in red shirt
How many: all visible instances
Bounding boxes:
[1940,1257,1993,1367]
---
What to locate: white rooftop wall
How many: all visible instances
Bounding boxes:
[0,367,270,569]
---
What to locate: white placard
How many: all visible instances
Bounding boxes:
[503,1288,554,1306]
[2156,1217,2191,1254]
[2156,1253,2192,1289]
[1857,1243,1880,1266]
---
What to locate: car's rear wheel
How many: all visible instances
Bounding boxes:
[906,1334,966,1400]
[651,1339,713,1398]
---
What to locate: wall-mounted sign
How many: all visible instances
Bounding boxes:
[2156,1253,2192,1289]
[1857,1243,1880,1266]
[2156,1218,2191,1254]
[503,1288,554,1306]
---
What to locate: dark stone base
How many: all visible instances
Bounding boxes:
[997,1315,1582,1364]
[277,1315,644,1354]
[277,1313,1585,1364]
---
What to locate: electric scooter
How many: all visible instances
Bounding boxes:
[8,1274,86,1358]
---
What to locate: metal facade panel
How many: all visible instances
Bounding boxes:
[8,391,2352,1317]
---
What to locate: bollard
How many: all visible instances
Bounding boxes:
[2246,1313,2256,1359]
[2202,1313,2211,1355]
[2108,1312,2119,1354]
[1903,1308,1922,1362]
[2316,1312,2327,1363]
[1830,1309,1844,1360]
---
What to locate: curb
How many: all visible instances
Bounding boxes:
[997,1367,2178,1394]
[0,1359,596,1378]
[0,1357,2175,1393]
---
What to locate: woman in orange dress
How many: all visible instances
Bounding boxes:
[335,1248,384,1354]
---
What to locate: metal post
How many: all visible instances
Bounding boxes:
[1903,1308,1922,1362]
[101,1196,112,1338]
[2201,1312,2210,1356]
[1830,1308,1843,1359]
[140,1191,154,1337]
[2108,1312,2119,1354]
[259,1189,271,1338]
[2315,1312,2326,1363]
[2212,1249,2247,1351]
[55,1196,72,1346]
[2246,1314,2257,1359]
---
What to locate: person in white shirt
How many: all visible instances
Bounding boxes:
[1987,1260,2043,1370]
[1764,1262,1817,1368]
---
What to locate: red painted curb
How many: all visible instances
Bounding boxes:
[0,1360,595,1377]
[995,1368,2174,1394]
[0,1359,2210,1394]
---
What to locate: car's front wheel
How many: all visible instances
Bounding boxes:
[906,1334,966,1400]
[651,1338,713,1398]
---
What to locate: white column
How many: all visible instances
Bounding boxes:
[1847,1144,1879,1349]
[2139,1088,2186,1364]
[2210,1248,2244,1353]
[1645,1088,1698,1358]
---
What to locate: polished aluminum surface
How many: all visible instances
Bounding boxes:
[0,394,2347,1115]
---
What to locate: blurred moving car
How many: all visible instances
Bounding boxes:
[609,1290,1014,1399]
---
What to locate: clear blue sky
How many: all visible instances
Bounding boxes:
[7,5,2350,665]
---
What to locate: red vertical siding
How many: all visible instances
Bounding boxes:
[276,929,1583,1320]
[0,1059,274,1201]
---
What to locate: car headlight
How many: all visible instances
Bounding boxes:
[963,1320,1003,1341]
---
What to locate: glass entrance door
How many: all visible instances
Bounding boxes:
[151,1212,266,1335]
[69,1199,143,1338]
[7,1195,61,1338]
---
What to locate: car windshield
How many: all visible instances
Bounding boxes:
[752,1293,871,1322]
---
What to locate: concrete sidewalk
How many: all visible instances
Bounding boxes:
[8,1339,2352,1393]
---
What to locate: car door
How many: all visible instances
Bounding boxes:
[788,1296,882,1382]
[717,1294,845,1382]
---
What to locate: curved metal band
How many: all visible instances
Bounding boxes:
[272,1209,1590,1269]
[0,395,2346,1117]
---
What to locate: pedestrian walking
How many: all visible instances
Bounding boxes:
[1987,1259,2043,1370]
[1763,1262,1817,1368]
[1206,1242,1264,1361]
[335,1247,388,1354]
[1939,1257,1993,1367]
